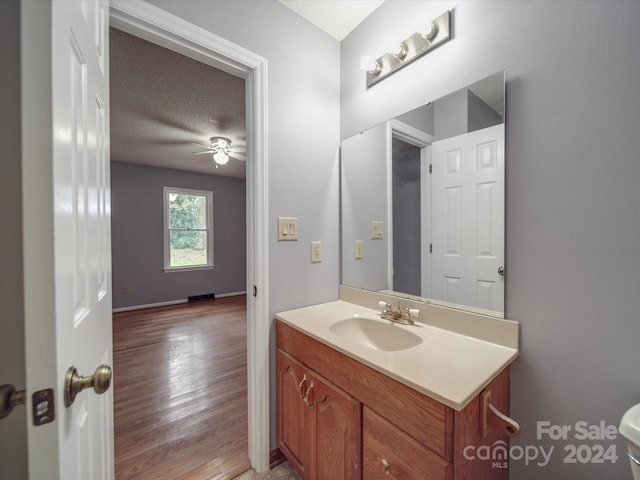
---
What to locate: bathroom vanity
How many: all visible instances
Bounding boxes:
[276,288,519,480]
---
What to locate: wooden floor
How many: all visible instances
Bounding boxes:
[113,296,251,480]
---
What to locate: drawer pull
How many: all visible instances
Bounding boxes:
[303,381,314,410]
[298,374,307,398]
[381,458,390,476]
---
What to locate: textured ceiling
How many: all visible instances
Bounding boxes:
[277,0,384,41]
[109,1,384,178]
[110,28,246,179]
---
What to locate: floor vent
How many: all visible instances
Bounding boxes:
[188,293,216,303]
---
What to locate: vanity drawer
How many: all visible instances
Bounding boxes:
[363,407,452,480]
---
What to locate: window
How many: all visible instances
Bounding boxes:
[163,187,214,271]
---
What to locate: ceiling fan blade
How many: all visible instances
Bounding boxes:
[191,141,214,149]
[192,150,214,155]
[230,146,247,152]
[230,152,246,161]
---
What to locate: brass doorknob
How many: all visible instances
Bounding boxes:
[0,384,26,419]
[64,365,112,407]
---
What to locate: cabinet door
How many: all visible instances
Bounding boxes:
[308,373,361,480]
[277,350,312,477]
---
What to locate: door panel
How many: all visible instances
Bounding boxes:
[277,350,311,477]
[431,125,504,311]
[311,374,361,480]
[22,1,113,477]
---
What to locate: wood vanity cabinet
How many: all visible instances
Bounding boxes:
[277,320,511,480]
[277,350,360,480]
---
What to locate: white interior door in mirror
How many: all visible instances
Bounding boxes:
[431,124,504,313]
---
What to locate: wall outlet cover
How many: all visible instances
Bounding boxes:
[311,241,322,263]
[371,221,383,239]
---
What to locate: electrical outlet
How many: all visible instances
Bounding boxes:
[371,221,383,239]
[355,240,364,259]
[122,285,129,294]
[311,241,322,263]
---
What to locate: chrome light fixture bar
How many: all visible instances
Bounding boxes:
[363,10,452,88]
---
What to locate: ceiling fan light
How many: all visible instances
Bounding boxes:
[213,151,229,165]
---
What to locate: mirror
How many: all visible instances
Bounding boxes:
[341,71,505,316]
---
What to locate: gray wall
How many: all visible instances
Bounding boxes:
[111,161,246,309]
[342,1,640,478]
[341,123,389,291]
[0,1,28,478]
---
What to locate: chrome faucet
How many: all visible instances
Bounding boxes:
[378,301,420,326]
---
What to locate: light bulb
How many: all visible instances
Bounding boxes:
[360,55,381,74]
[213,151,229,165]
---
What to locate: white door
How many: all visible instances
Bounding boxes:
[22,1,113,478]
[430,124,504,312]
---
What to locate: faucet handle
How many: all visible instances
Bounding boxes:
[378,301,391,309]
[408,308,421,318]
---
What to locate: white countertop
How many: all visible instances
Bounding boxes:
[276,299,519,411]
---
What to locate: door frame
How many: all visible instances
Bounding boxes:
[388,120,435,298]
[109,1,270,472]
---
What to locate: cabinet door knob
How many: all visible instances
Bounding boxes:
[298,374,307,398]
[303,381,314,410]
[381,458,390,476]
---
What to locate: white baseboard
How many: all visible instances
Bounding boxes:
[215,291,247,298]
[111,291,247,314]
[112,299,187,313]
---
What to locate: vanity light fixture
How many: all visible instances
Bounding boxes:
[360,55,381,75]
[390,42,408,60]
[422,21,438,41]
[361,10,452,88]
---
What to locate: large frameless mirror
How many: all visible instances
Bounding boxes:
[341,71,505,317]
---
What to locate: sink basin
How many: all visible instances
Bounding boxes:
[329,316,422,352]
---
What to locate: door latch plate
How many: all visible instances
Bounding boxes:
[32,389,55,426]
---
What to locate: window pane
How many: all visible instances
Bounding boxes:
[169,230,207,266]
[169,193,207,229]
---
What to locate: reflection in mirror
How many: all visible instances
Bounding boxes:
[341,71,505,317]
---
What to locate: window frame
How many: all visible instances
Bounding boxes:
[163,186,214,272]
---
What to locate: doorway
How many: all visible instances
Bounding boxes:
[391,138,422,296]
[109,1,269,472]
[109,25,249,478]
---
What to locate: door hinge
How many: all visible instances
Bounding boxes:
[429,164,432,174]
[253,285,257,297]
[429,243,432,254]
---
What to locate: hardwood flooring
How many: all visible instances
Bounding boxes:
[113,296,250,480]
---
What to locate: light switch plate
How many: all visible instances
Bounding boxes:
[371,221,383,239]
[277,217,299,241]
[355,240,364,259]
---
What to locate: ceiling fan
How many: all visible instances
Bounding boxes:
[192,136,246,165]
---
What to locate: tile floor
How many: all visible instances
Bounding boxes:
[232,461,301,480]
